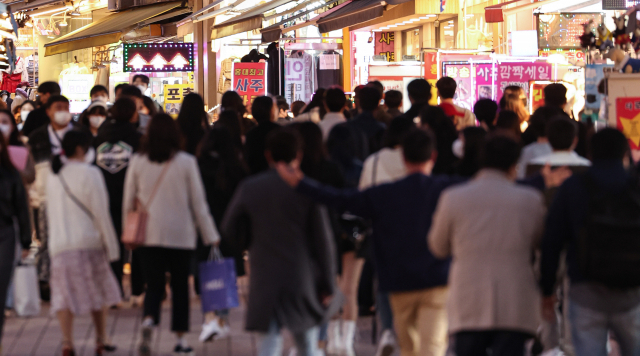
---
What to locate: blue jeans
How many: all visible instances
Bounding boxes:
[258,319,319,356]
[378,291,394,331]
[569,300,640,356]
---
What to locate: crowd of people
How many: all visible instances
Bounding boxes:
[0,72,638,356]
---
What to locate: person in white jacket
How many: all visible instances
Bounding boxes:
[123,113,220,356]
[46,129,121,356]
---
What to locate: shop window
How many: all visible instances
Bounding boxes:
[439,19,457,49]
[403,28,421,57]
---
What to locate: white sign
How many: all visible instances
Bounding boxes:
[509,30,538,57]
[285,58,309,104]
[319,54,340,70]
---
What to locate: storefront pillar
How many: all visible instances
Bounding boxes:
[194,0,206,96]
[202,0,217,109]
[422,23,435,48]
[342,28,352,92]
[394,31,402,59]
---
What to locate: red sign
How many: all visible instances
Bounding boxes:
[375,32,395,62]
[232,62,267,106]
[424,52,438,80]
[530,82,548,112]
[616,97,640,150]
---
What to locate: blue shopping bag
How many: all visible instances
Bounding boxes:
[199,247,240,312]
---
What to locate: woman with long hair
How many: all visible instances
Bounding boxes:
[123,114,220,355]
[197,126,248,342]
[0,109,35,183]
[177,93,210,156]
[453,126,487,178]
[221,91,255,134]
[420,106,459,174]
[214,110,243,150]
[295,89,327,123]
[504,93,530,131]
[0,132,31,352]
[46,129,121,356]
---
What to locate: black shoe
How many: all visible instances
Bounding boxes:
[173,344,194,354]
[102,344,117,352]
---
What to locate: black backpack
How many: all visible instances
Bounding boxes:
[578,173,640,289]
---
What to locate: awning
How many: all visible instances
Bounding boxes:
[485,0,554,22]
[316,0,384,33]
[44,2,182,56]
[210,0,294,40]
[260,0,340,43]
[190,0,226,22]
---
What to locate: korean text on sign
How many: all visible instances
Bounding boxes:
[232,62,267,106]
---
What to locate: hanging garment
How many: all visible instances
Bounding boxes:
[316,50,342,89]
[1,72,22,93]
[288,50,316,102]
[14,57,27,83]
[218,57,237,94]
[267,43,284,96]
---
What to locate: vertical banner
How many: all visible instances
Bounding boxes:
[474,64,495,101]
[616,97,640,150]
[285,58,307,105]
[496,62,552,100]
[232,62,267,107]
[424,52,438,80]
[530,82,549,112]
[585,64,613,110]
[163,83,194,118]
[442,63,473,110]
[375,32,395,62]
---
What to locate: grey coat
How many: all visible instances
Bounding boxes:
[221,170,341,333]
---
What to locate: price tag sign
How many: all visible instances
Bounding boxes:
[319,54,340,70]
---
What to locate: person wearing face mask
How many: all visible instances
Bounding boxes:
[132,75,163,113]
[27,95,80,295]
[0,109,35,184]
[46,129,121,356]
[93,97,142,297]
[139,96,158,134]
[16,101,36,127]
[21,81,61,136]
[80,101,108,137]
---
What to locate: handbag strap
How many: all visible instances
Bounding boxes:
[141,159,172,210]
[208,246,223,261]
[371,152,380,186]
[59,172,95,221]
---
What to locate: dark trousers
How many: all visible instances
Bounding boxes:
[139,247,191,332]
[453,330,534,356]
[130,249,145,296]
[0,225,16,343]
[110,241,125,296]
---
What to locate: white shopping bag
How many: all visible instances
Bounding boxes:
[13,264,41,317]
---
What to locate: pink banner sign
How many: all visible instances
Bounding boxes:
[475,63,495,101]
[496,62,552,99]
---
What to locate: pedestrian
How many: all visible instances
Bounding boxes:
[139,96,159,132]
[93,97,142,298]
[275,96,290,125]
[347,86,386,160]
[46,129,121,356]
[221,90,255,134]
[436,77,476,130]
[452,127,487,178]
[367,81,393,126]
[473,99,497,131]
[318,88,347,141]
[21,81,61,136]
[275,129,458,356]
[1,90,12,111]
[79,101,108,137]
[90,85,109,103]
[522,84,569,146]
[420,105,458,175]
[0,109,35,183]
[291,101,306,118]
[529,117,591,167]
[296,89,326,123]
[222,128,340,356]
[244,96,280,174]
[503,93,529,131]
[396,79,445,125]
[428,136,546,356]
[516,116,552,179]
[15,100,36,128]
[177,92,210,156]
[123,113,220,355]
[326,124,364,190]
[118,86,146,130]
[540,128,640,356]
[197,126,248,342]
[214,110,243,151]
[0,130,31,352]
[384,90,403,119]
[493,110,522,142]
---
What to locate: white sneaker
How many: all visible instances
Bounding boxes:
[216,324,231,340]
[326,321,344,355]
[199,319,223,342]
[375,330,395,356]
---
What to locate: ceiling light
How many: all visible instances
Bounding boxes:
[59,19,68,26]
[1,13,7,18]
[389,25,397,27]
[71,8,81,15]
[448,20,453,23]
[372,29,382,32]
[110,56,118,63]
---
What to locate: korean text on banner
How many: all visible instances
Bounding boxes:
[585,64,613,110]
[232,62,267,106]
[443,63,473,110]
[616,97,640,150]
[496,62,552,99]
[163,83,194,118]
[475,64,494,101]
[375,32,395,62]
[285,58,308,105]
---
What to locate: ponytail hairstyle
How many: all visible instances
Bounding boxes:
[51,129,92,174]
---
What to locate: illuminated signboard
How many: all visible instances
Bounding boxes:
[123,43,194,72]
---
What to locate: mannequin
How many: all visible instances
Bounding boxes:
[457,24,488,49]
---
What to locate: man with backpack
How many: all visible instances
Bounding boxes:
[540,128,640,356]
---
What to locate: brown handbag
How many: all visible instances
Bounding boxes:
[122,160,171,249]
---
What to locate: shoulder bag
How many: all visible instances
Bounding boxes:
[122,160,171,249]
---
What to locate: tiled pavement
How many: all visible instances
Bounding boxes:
[2,276,379,356]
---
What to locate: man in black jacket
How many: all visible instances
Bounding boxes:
[244,96,280,175]
[347,86,386,160]
[397,79,447,126]
[93,97,141,294]
[21,82,61,136]
[28,96,74,163]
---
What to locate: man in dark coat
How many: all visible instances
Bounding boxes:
[244,96,280,175]
[21,81,61,136]
[222,128,341,356]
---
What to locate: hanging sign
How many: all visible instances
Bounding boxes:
[123,43,194,73]
[232,62,267,106]
[585,64,613,110]
[442,62,474,110]
[375,32,395,62]
[285,58,307,104]
[163,84,194,118]
[616,97,640,150]
[475,63,495,101]
[496,62,552,100]
[319,54,340,70]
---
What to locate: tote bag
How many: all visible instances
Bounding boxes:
[13,263,41,317]
[199,247,240,312]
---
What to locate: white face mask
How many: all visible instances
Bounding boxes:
[138,112,151,129]
[93,96,108,103]
[89,115,106,128]
[20,109,31,119]
[84,147,96,163]
[136,85,147,94]
[452,138,464,159]
[53,111,72,126]
[0,123,11,138]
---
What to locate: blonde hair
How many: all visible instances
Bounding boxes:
[504,93,529,124]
